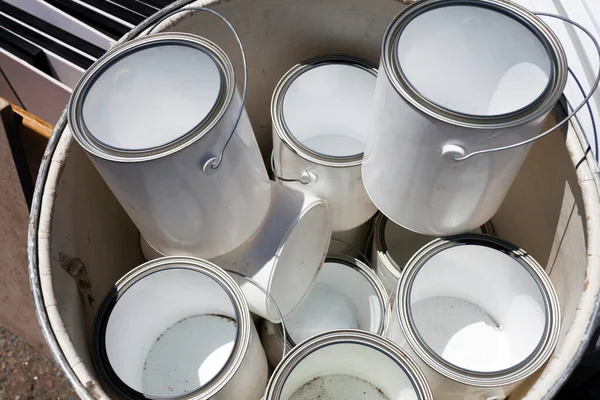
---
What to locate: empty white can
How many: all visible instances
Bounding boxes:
[372,213,495,293]
[363,0,568,235]
[141,182,332,323]
[69,33,271,259]
[91,256,268,400]
[260,254,387,366]
[386,234,560,399]
[272,55,378,232]
[264,330,433,400]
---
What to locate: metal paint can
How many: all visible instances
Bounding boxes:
[92,256,268,400]
[386,234,560,399]
[363,0,568,235]
[260,254,387,366]
[69,32,271,260]
[271,55,378,232]
[264,330,433,400]
[141,181,332,323]
[372,213,495,293]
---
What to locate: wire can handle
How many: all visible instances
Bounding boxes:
[449,13,600,162]
[270,152,317,184]
[147,7,248,174]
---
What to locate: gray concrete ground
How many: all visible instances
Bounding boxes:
[0,324,75,400]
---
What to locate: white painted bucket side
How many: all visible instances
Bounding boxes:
[28,1,600,399]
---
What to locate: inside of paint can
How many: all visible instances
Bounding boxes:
[396,4,552,117]
[281,62,375,158]
[82,42,222,151]
[267,200,331,319]
[408,244,547,373]
[279,342,418,399]
[104,267,239,397]
[284,260,384,344]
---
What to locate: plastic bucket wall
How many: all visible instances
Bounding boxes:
[28,1,600,399]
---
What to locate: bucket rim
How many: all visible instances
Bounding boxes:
[271,55,377,167]
[68,32,235,163]
[382,0,568,130]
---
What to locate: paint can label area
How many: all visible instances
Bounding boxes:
[289,375,388,400]
[142,314,236,397]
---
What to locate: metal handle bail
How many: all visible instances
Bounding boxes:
[225,270,288,358]
[147,7,248,174]
[270,152,317,184]
[450,13,600,162]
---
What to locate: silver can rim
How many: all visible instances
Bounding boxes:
[69,33,235,163]
[91,256,252,400]
[271,55,377,168]
[272,254,389,349]
[265,329,433,399]
[394,234,561,387]
[382,0,568,129]
[373,214,497,280]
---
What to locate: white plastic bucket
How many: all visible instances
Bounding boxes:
[271,56,378,232]
[69,32,271,259]
[141,181,332,322]
[28,1,600,399]
[386,235,561,399]
[362,0,568,235]
[92,256,267,399]
[372,214,495,293]
[264,330,433,399]
[260,254,387,366]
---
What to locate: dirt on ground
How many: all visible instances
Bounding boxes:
[0,324,76,400]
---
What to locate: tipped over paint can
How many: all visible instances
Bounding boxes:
[92,256,268,400]
[386,234,560,399]
[141,181,332,323]
[372,214,495,293]
[69,33,271,260]
[271,56,378,232]
[363,0,568,235]
[260,254,387,366]
[264,330,433,399]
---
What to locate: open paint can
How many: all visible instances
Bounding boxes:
[264,330,433,399]
[372,214,495,293]
[69,32,270,259]
[92,256,267,400]
[141,181,332,323]
[271,55,378,232]
[386,234,560,399]
[363,0,569,235]
[260,254,387,366]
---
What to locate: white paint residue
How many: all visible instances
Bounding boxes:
[289,375,389,400]
[412,297,514,372]
[286,284,358,344]
[142,314,236,397]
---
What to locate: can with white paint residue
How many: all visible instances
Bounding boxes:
[92,256,268,400]
[386,234,560,399]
